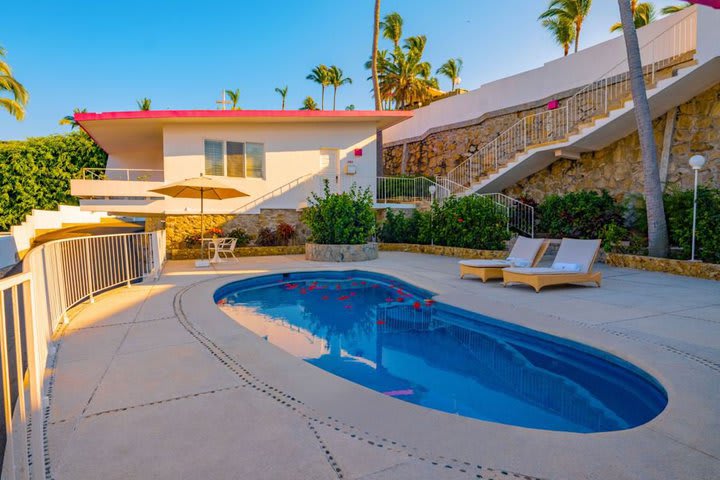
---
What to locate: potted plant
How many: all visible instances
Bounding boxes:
[301,180,378,262]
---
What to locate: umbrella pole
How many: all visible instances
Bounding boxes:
[200,188,205,260]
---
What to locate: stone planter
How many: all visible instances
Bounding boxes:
[305,243,379,262]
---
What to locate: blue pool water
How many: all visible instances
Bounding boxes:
[215,271,667,433]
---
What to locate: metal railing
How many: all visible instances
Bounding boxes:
[233,173,315,213]
[376,176,450,204]
[80,168,164,182]
[438,10,697,194]
[0,231,166,479]
[478,193,535,238]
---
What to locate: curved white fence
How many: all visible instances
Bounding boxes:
[0,231,166,479]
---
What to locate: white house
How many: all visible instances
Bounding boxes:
[71,110,413,215]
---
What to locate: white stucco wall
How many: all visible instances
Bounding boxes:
[160,121,378,214]
[383,6,711,145]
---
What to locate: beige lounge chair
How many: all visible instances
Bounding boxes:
[502,238,602,293]
[459,237,549,282]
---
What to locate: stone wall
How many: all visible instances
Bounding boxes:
[505,82,720,201]
[157,209,308,250]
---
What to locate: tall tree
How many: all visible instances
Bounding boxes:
[436,58,463,91]
[539,0,593,53]
[661,2,690,14]
[380,12,403,48]
[299,96,319,110]
[0,45,29,120]
[224,89,241,110]
[617,0,668,257]
[611,2,656,32]
[541,17,576,56]
[59,107,87,129]
[306,65,331,110]
[379,41,438,110]
[136,97,152,111]
[328,66,352,111]
[274,85,288,110]
[371,0,382,110]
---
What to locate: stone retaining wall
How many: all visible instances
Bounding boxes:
[605,253,720,281]
[168,245,305,260]
[379,243,506,259]
[305,243,379,262]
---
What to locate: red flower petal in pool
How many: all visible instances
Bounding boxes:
[371,284,380,289]
[413,301,421,310]
[344,305,353,310]
[351,282,359,287]
[338,295,350,301]
[385,297,393,302]
[361,281,367,285]
[350,292,357,296]
[396,297,404,302]
[376,320,385,325]
[217,299,227,305]
[285,283,298,290]
[321,295,329,301]
[335,284,341,290]
[299,288,307,295]
[424,299,434,306]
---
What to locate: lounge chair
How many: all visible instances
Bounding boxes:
[459,237,549,282]
[502,238,602,293]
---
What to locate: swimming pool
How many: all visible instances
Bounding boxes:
[215,271,667,433]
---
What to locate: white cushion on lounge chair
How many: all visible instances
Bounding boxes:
[459,259,512,267]
[551,262,582,272]
[509,237,546,262]
[503,267,571,275]
[552,238,601,273]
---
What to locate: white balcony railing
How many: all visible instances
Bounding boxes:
[80,168,164,182]
[0,231,166,479]
[439,9,698,194]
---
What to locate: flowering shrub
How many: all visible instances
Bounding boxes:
[538,190,623,239]
[226,227,251,247]
[302,180,375,245]
[184,227,222,247]
[275,222,297,245]
[430,195,509,249]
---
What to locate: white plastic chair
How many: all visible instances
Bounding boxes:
[208,237,238,262]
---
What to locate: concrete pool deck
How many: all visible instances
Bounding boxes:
[47,253,720,479]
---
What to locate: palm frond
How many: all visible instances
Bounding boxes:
[0,97,25,120]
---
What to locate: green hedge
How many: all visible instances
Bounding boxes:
[379,195,509,250]
[538,190,624,239]
[0,132,107,230]
[301,180,375,244]
[664,187,720,263]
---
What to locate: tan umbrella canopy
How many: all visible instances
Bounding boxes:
[150,175,248,258]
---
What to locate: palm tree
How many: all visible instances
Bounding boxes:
[274,86,288,110]
[617,0,668,257]
[224,89,241,110]
[345,104,356,111]
[328,66,352,111]
[610,2,655,32]
[0,46,29,120]
[379,44,438,110]
[380,12,403,49]
[59,107,87,129]
[136,97,152,111]
[661,2,690,14]
[300,96,319,110]
[306,65,331,110]
[403,35,427,56]
[539,0,593,53]
[542,17,576,56]
[436,58,463,91]
[371,0,382,111]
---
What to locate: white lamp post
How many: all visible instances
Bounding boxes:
[428,185,437,246]
[689,154,707,262]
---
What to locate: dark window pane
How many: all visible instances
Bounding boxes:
[204,140,224,176]
[246,143,264,178]
[227,142,246,177]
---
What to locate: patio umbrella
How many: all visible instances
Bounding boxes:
[150,175,248,260]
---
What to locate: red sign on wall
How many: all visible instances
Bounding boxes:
[354,148,363,157]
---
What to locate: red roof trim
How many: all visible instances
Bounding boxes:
[75,109,413,122]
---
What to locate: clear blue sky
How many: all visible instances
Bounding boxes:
[1,0,684,140]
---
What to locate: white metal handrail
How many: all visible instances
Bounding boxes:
[439,10,697,194]
[0,231,166,479]
[478,193,535,238]
[80,168,164,182]
[376,176,450,204]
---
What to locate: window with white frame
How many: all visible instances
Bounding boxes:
[204,140,265,178]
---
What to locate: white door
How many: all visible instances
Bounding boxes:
[319,149,341,193]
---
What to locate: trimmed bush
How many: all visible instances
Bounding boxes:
[0,131,107,230]
[430,195,510,249]
[226,227,251,247]
[664,187,720,263]
[302,180,375,245]
[538,190,624,239]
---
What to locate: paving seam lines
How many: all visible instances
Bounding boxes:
[647,426,720,462]
[47,283,155,478]
[66,315,178,330]
[174,275,545,480]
